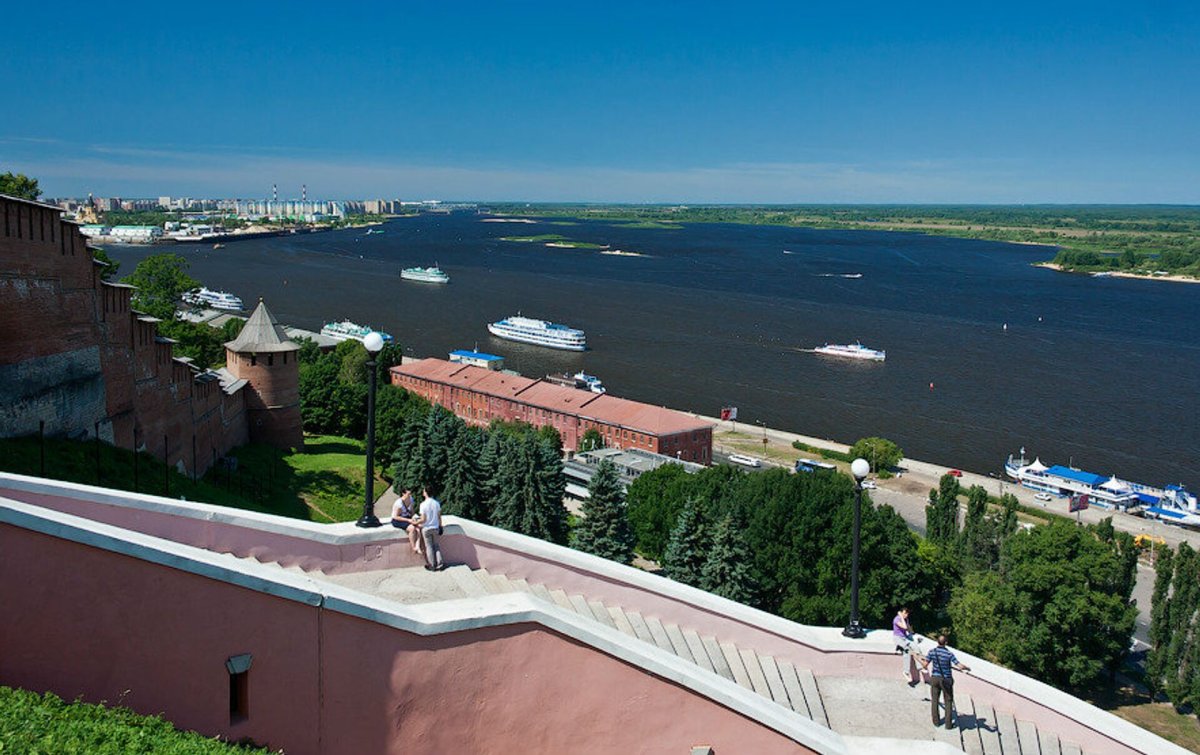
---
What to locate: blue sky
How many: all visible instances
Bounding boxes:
[4,1,1198,202]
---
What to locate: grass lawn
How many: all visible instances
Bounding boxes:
[0,685,270,754]
[0,433,387,524]
[1084,676,1200,752]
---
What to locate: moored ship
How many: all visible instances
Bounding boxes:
[181,287,244,311]
[1005,451,1197,519]
[546,371,606,393]
[400,266,449,284]
[488,315,586,351]
[320,319,394,344]
[813,342,885,361]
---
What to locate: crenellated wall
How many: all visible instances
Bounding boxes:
[0,194,248,476]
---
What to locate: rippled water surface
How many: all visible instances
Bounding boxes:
[111,213,1200,489]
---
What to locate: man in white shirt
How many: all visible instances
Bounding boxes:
[419,485,444,571]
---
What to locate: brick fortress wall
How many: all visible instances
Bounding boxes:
[0,195,249,476]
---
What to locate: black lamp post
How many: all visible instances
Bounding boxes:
[356,332,385,528]
[843,457,871,639]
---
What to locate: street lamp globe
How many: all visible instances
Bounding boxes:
[363,331,385,354]
[851,457,870,480]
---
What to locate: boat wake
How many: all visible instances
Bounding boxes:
[815,273,863,279]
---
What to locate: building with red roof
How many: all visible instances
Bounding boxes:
[391,358,713,462]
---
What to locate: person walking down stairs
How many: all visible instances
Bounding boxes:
[919,634,970,730]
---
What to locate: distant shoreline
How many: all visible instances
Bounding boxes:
[1035,262,1200,284]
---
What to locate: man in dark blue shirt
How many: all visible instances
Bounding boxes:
[921,634,971,729]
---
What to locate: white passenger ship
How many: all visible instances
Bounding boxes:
[487,315,586,351]
[400,266,450,284]
[181,287,244,311]
[1005,451,1197,520]
[320,320,394,344]
[813,342,885,361]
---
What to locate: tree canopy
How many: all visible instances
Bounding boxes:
[850,436,903,472]
[122,253,198,321]
[0,172,41,200]
[570,459,635,564]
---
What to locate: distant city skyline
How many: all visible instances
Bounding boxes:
[5,2,1199,203]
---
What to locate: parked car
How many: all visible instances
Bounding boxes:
[947,469,963,478]
[1034,492,1053,502]
[728,453,762,469]
[861,480,877,490]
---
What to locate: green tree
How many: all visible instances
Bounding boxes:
[90,247,120,281]
[949,519,1136,689]
[1145,545,1176,697]
[959,485,1001,572]
[662,500,711,588]
[849,437,903,472]
[390,419,426,493]
[626,463,692,560]
[441,428,486,521]
[490,434,568,544]
[925,474,961,546]
[570,459,635,564]
[579,428,605,452]
[0,171,41,200]
[700,513,758,603]
[123,253,198,321]
[420,405,461,493]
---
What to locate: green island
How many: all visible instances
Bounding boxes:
[489,204,1200,280]
[500,233,607,249]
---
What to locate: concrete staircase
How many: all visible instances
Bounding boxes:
[245,553,1087,754]
[460,566,1086,755]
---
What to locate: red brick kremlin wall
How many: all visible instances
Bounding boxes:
[0,194,249,476]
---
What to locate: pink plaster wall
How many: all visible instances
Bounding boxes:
[0,521,816,754]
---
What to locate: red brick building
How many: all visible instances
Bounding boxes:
[0,193,300,476]
[391,358,713,462]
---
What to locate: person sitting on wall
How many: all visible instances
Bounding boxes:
[390,488,423,555]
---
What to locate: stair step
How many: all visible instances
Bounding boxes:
[489,573,517,593]
[1016,719,1040,755]
[796,669,829,728]
[776,660,813,719]
[971,698,1003,755]
[738,647,772,698]
[547,588,575,612]
[933,725,963,750]
[587,599,618,629]
[1060,742,1082,755]
[529,582,554,603]
[956,694,985,755]
[996,710,1019,754]
[643,616,676,653]
[663,624,695,663]
[510,577,532,593]
[701,635,735,682]
[720,642,754,691]
[625,610,657,646]
[757,655,793,708]
[681,629,715,674]
[606,605,639,638]
[474,568,500,593]
[568,593,594,617]
[447,566,489,597]
[1037,728,1061,755]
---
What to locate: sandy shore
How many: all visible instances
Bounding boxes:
[1036,262,1199,284]
[481,218,537,224]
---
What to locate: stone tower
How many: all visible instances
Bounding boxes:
[224,299,303,450]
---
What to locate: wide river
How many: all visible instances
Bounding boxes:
[110,214,1199,490]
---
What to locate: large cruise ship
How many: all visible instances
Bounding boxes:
[400,266,450,284]
[320,320,394,345]
[181,287,244,311]
[487,315,586,351]
[1005,451,1197,519]
[813,342,885,361]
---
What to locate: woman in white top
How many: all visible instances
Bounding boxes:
[390,488,423,555]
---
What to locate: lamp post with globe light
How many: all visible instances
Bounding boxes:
[356,331,385,528]
[843,457,871,638]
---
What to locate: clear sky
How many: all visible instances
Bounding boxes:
[4,1,1198,202]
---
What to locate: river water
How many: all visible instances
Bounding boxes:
[109,213,1200,490]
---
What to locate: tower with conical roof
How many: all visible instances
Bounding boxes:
[225,299,303,450]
